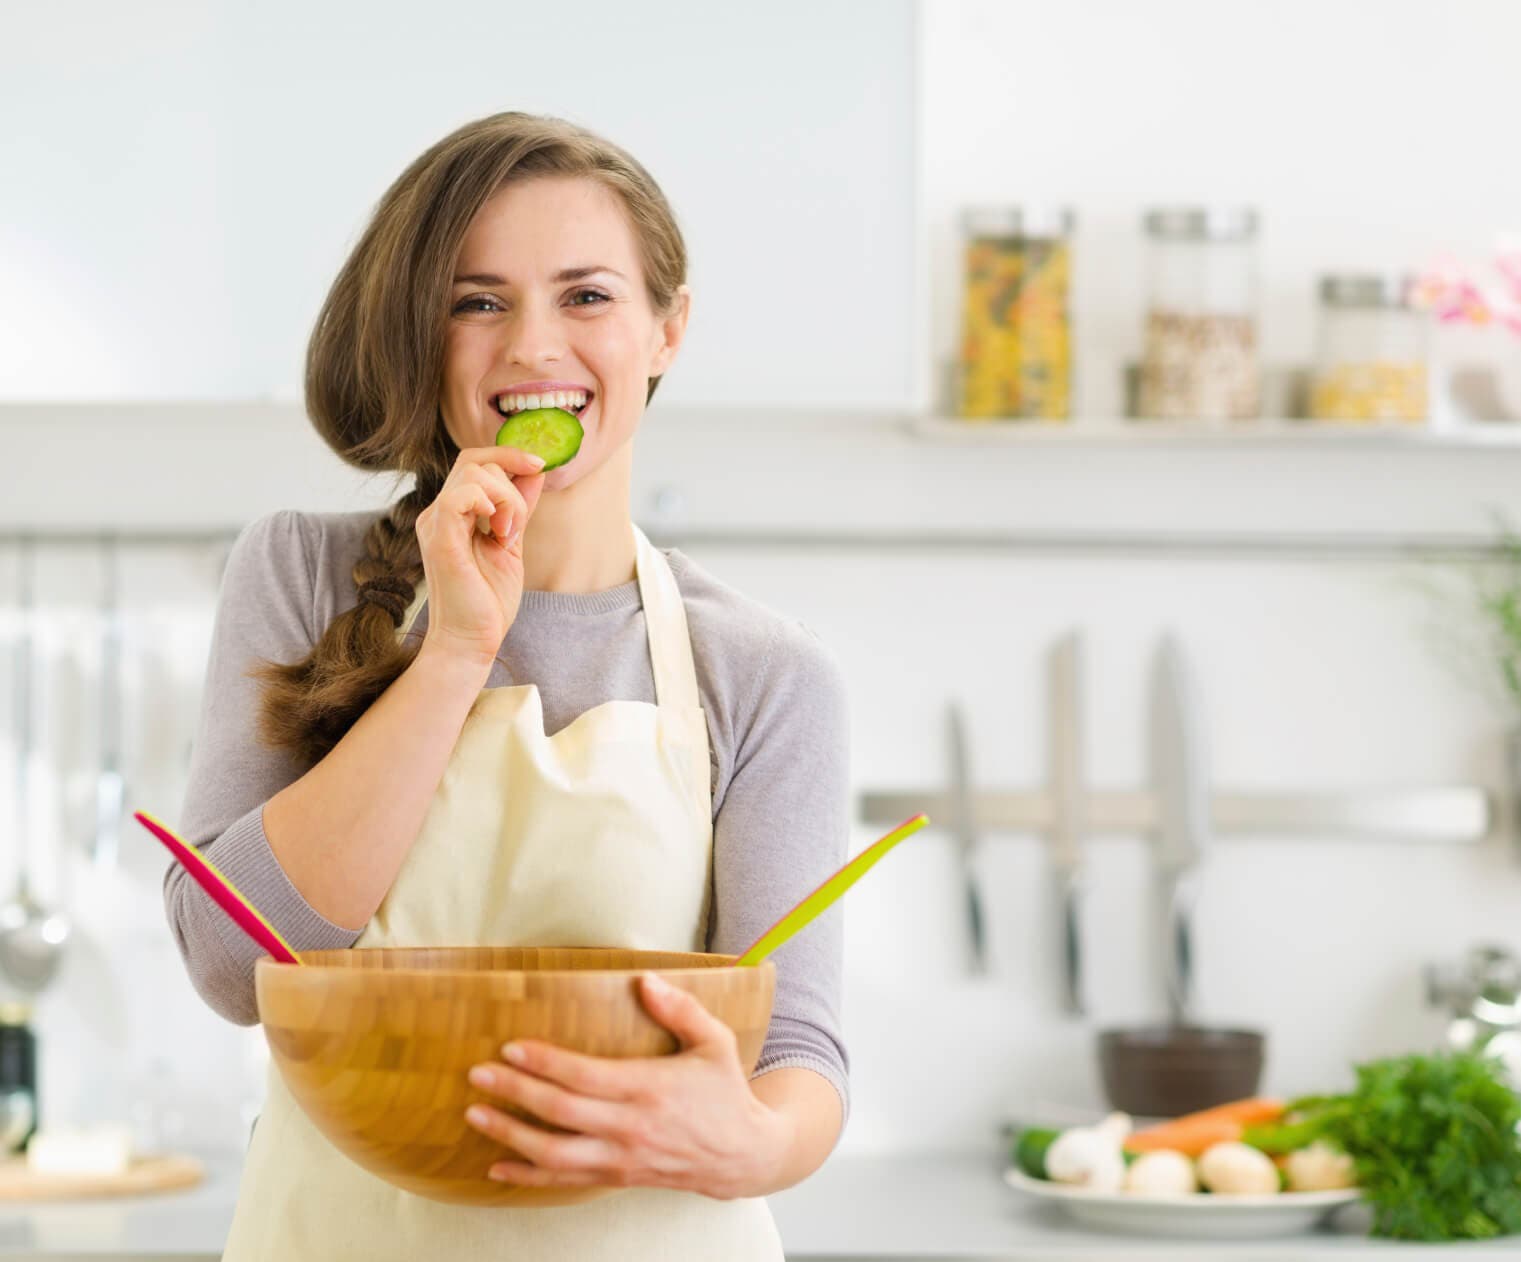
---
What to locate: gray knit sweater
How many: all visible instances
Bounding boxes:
[164,509,851,1119]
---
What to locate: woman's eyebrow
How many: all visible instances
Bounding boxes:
[452,266,627,286]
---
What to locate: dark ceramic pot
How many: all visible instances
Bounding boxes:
[1098,1025,1265,1118]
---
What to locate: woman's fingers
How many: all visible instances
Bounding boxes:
[436,483,501,537]
[516,471,547,526]
[464,1103,623,1178]
[468,1063,635,1139]
[445,453,542,545]
[462,445,548,479]
[450,466,529,542]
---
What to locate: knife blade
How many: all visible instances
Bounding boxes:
[947,701,987,975]
[1048,632,1086,1016]
[1150,634,1209,1026]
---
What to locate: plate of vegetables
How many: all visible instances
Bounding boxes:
[1006,1050,1521,1242]
[1005,1098,1360,1239]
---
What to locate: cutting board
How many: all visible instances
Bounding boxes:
[0,1153,203,1201]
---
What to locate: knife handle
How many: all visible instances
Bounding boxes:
[1165,877,1195,1025]
[966,873,987,975]
[1061,882,1083,1016]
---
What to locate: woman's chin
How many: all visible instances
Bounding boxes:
[542,456,585,492]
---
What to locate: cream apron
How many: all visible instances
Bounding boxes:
[222,524,784,1261]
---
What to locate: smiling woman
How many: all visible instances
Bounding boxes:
[162,112,850,1262]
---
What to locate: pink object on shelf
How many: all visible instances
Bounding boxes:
[134,810,302,966]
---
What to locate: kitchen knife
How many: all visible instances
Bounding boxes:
[1048,632,1086,1016]
[1150,633,1209,1026]
[947,701,987,975]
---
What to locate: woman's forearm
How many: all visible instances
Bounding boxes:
[261,641,491,930]
[748,1068,844,1196]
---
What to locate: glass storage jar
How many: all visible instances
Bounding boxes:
[1308,274,1428,422]
[1138,207,1260,420]
[956,206,1074,421]
[0,1004,36,1155]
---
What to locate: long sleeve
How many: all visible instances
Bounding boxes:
[705,618,852,1129]
[164,510,362,1026]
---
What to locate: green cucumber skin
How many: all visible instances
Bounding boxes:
[493,406,584,470]
[1014,1128,1061,1179]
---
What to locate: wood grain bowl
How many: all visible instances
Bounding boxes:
[255,946,776,1207]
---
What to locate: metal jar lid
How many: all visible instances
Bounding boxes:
[1143,207,1259,242]
[962,206,1075,239]
[1318,273,1416,309]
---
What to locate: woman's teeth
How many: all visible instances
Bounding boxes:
[496,389,589,415]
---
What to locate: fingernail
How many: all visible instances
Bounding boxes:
[466,1105,491,1127]
[488,1166,511,1181]
[507,528,522,550]
[528,454,546,470]
[643,972,669,992]
[503,1043,526,1065]
[468,1066,493,1089]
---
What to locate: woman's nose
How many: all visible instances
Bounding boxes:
[501,301,564,367]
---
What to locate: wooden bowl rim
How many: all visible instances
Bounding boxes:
[254,948,774,983]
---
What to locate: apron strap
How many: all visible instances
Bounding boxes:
[632,523,701,711]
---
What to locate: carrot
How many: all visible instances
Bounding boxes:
[1123,1098,1286,1157]
[1124,1116,1243,1156]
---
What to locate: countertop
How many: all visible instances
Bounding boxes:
[3,1149,1521,1260]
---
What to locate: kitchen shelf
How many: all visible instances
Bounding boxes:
[911,415,1521,449]
[3,403,1521,558]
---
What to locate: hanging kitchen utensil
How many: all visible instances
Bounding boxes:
[947,702,987,974]
[133,811,301,965]
[0,538,72,994]
[1096,634,1265,1117]
[1151,632,1207,1024]
[736,814,928,966]
[93,535,124,870]
[1048,632,1086,1016]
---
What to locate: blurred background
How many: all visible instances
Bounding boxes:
[3,0,1521,1252]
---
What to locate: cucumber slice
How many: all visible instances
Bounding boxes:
[494,406,584,470]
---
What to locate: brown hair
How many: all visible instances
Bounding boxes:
[251,111,688,766]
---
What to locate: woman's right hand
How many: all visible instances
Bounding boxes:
[414,446,548,668]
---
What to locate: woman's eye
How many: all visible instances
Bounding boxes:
[453,290,609,314]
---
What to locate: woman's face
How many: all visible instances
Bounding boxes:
[441,175,689,493]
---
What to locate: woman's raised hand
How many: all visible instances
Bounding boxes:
[414,446,547,669]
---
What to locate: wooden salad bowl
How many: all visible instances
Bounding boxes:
[255,946,776,1207]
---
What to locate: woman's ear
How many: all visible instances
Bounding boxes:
[649,284,692,378]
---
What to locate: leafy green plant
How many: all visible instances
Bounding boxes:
[1479,518,1521,712]
[1248,1051,1521,1241]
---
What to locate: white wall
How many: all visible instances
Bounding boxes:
[1,0,917,408]
[696,541,1518,1151]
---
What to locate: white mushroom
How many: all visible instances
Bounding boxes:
[1284,1141,1357,1192]
[1045,1112,1132,1193]
[1123,1148,1199,1196]
[1196,1141,1281,1196]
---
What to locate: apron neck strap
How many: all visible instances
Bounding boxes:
[393,525,700,712]
[632,523,701,710]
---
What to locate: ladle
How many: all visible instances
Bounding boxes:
[0,539,72,994]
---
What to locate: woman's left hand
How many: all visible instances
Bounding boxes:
[463,972,793,1200]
